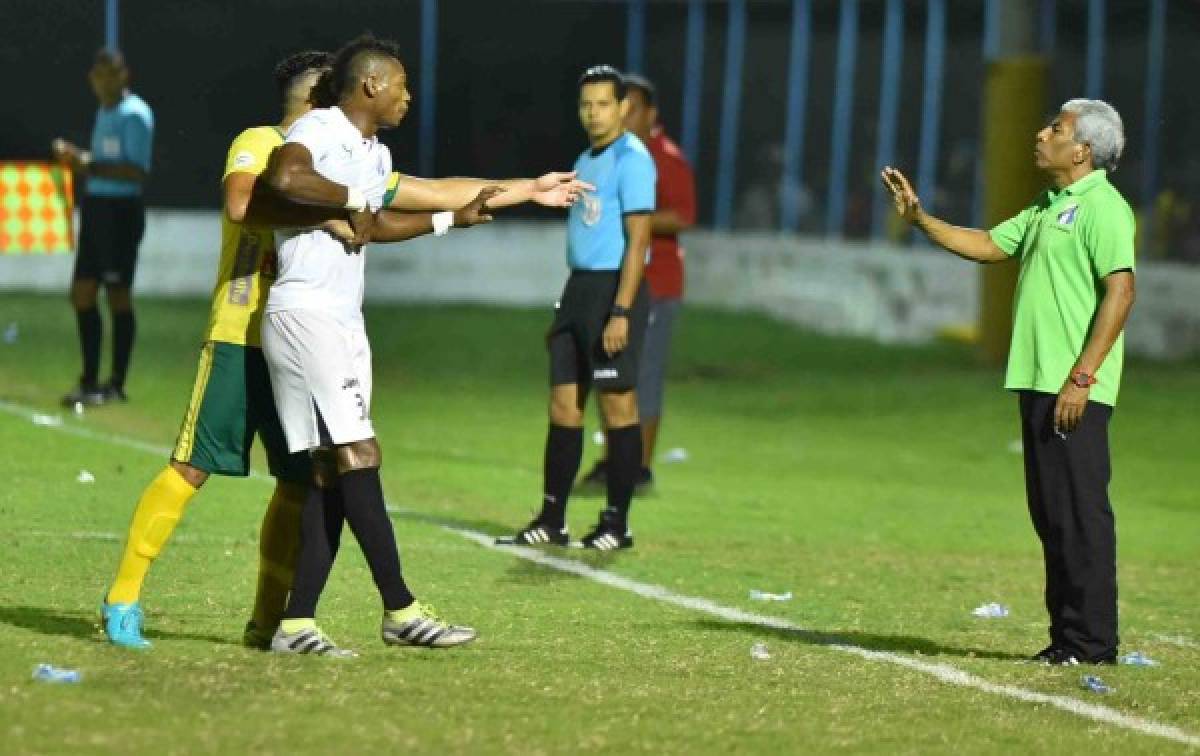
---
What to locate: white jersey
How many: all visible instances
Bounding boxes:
[266,106,392,327]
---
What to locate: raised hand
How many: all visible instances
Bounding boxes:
[531,171,595,208]
[880,166,922,225]
[453,186,504,227]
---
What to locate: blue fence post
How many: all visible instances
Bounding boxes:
[824,0,859,237]
[1086,0,1105,99]
[626,0,646,74]
[1141,0,1166,252]
[713,0,746,231]
[1038,0,1057,56]
[418,0,437,177]
[779,0,812,234]
[681,0,705,167]
[915,0,947,215]
[871,0,905,239]
[105,0,119,52]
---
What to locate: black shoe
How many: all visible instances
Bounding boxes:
[579,512,633,551]
[1040,647,1117,666]
[101,382,128,402]
[577,460,608,488]
[61,381,106,407]
[496,517,569,546]
[1031,645,1059,663]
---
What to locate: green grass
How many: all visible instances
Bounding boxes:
[0,291,1197,754]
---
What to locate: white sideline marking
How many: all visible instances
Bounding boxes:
[3,399,1198,748]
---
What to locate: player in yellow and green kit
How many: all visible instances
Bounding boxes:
[101,51,344,649]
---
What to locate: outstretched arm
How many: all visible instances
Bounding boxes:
[369,187,503,243]
[388,172,592,212]
[880,166,1008,263]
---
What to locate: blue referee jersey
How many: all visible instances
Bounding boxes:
[566,131,656,271]
[87,92,154,198]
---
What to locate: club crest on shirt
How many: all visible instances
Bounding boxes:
[1056,204,1079,226]
[581,192,602,226]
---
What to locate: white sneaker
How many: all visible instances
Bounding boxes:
[382,603,477,648]
[270,624,358,658]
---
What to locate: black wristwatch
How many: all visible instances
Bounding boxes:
[610,304,630,318]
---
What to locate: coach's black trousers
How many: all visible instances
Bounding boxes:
[1018,390,1118,660]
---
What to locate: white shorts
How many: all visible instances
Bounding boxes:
[262,309,374,453]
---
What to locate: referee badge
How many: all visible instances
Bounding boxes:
[581,193,602,226]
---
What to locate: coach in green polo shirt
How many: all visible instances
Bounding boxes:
[881,99,1136,666]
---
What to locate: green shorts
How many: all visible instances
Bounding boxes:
[172,341,311,483]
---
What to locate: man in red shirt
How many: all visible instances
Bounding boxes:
[580,73,697,490]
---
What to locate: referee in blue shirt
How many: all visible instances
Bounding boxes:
[502,66,656,550]
[53,49,154,406]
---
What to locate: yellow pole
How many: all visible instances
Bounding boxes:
[980,55,1048,365]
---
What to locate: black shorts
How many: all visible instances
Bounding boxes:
[73,195,146,287]
[548,271,649,392]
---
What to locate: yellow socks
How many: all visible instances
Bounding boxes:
[250,483,305,632]
[279,618,317,634]
[385,602,422,624]
[106,466,196,605]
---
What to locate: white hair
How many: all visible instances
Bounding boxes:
[1061,99,1125,172]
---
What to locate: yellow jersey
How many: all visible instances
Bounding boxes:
[203,126,284,347]
[203,126,404,346]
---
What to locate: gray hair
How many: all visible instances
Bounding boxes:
[1061,99,1125,172]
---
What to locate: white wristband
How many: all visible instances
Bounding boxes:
[344,186,366,212]
[432,211,454,236]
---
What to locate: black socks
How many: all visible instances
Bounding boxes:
[111,310,135,388]
[75,307,102,386]
[605,424,643,530]
[339,467,414,611]
[540,424,583,529]
[282,484,345,620]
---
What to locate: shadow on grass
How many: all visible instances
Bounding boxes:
[0,605,236,646]
[695,618,1028,662]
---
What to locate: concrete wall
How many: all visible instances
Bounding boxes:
[3,210,1197,359]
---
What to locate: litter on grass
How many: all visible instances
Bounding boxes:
[751,642,771,661]
[1081,675,1112,694]
[749,590,793,602]
[661,447,689,464]
[971,602,1010,618]
[1120,651,1160,667]
[32,664,81,684]
[76,470,95,484]
[592,431,605,446]
[3,322,18,344]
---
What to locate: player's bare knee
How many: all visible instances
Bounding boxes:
[69,281,98,310]
[106,286,133,313]
[598,390,638,428]
[335,438,381,472]
[549,386,585,427]
[169,459,209,489]
[311,449,338,487]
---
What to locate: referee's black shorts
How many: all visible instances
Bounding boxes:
[547,270,649,393]
[73,194,146,287]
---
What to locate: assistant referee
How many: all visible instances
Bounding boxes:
[882,99,1136,665]
[53,49,154,407]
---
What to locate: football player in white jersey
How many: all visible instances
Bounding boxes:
[259,34,588,655]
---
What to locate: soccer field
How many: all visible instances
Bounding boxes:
[0,292,1197,754]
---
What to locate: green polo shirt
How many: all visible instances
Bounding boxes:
[988,169,1135,406]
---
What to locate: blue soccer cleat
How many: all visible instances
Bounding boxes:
[102,600,152,649]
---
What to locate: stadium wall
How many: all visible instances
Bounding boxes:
[2,211,1197,360]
